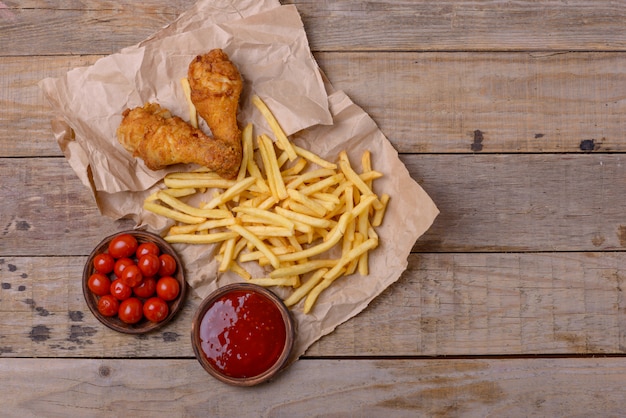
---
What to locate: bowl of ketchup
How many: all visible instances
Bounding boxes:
[191,283,295,386]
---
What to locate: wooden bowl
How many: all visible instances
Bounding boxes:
[191,283,295,386]
[82,230,187,334]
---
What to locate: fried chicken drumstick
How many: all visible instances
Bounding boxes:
[187,48,243,154]
[116,49,243,179]
[117,103,240,178]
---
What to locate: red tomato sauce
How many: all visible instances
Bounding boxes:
[199,289,287,378]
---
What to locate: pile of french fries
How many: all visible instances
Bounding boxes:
[144,95,389,313]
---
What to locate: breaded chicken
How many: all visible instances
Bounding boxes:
[187,49,243,156]
[117,49,244,179]
[117,103,240,179]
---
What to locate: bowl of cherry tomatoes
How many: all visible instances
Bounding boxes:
[82,230,187,334]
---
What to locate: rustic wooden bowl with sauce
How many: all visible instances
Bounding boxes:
[82,230,187,334]
[191,283,295,386]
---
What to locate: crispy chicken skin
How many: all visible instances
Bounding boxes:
[117,103,240,178]
[116,49,243,179]
[188,49,243,155]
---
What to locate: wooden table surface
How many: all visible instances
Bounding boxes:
[3,1,626,416]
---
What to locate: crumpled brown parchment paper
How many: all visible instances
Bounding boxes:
[39,0,439,363]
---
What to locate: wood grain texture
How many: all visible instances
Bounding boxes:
[4,1,626,55]
[3,252,625,358]
[408,153,626,252]
[317,51,626,153]
[1,8,181,56]
[2,357,626,417]
[3,155,626,255]
[3,0,626,414]
[0,56,100,157]
[286,0,626,52]
[0,158,133,256]
[3,52,625,157]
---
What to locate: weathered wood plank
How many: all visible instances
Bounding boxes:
[2,252,625,357]
[0,158,133,256]
[4,1,626,55]
[2,357,626,417]
[6,1,193,8]
[1,8,179,56]
[317,51,626,154]
[4,51,625,157]
[0,56,100,157]
[287,0,626,52]
[0,256,198,358]
[2,155,626,255]
[406,153,626,252]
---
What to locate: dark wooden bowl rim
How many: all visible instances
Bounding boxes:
[191,282,295,387]
[82,230,187,334]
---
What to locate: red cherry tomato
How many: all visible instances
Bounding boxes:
[114,257,134,278]
[121,264,143,287]
[143,297,169,323]
[110,279,132,301]
[97,295,119,317]
[108,233,138,259]
[137,254,160,277]
[133,277,156,299]
[118,297,143,324]
[158,254,177,277]
[136,242,160,258]
[88,273,111,296]
[93,253,115,274]
[156,276,180,301]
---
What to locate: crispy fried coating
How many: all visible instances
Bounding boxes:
[117,103,240,178]
[117,49,244,179]
[187,48,243,155]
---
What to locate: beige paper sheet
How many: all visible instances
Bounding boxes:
[39,0,439,363]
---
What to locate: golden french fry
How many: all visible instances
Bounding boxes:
[181,77,198,128]
[164,177,235,189]
[145,187,197,202]
[284,268,328,307]
[144,201,206,224]
[372,193,390,227]
[248,277,300,288]
[274,206,335,229]
[285,200,321,218]
[252,95,298,161]
[164,231,239,244]
[165,171,222,180]
[360,170,383,183]
[258,134,288,200]
[238,245,294,263]
[281,158,307,177]
[324,238,378,281]
[219,237,237,272]
[293,144,337,169]
[270,259,336,279]
[233,206,295,230]
[357,210,370,275]
[298,173,345,196]
[194,217,236,231]
[304,277,334,314]
[338,151,376,198]
[345,232,364,275]
[286,168,335,189]
[156,191,231,219]
[245,226,294,237]
[230,261,251,280]
[287,189,327,217]
[229,224,280,269]
[204,177,257,209]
